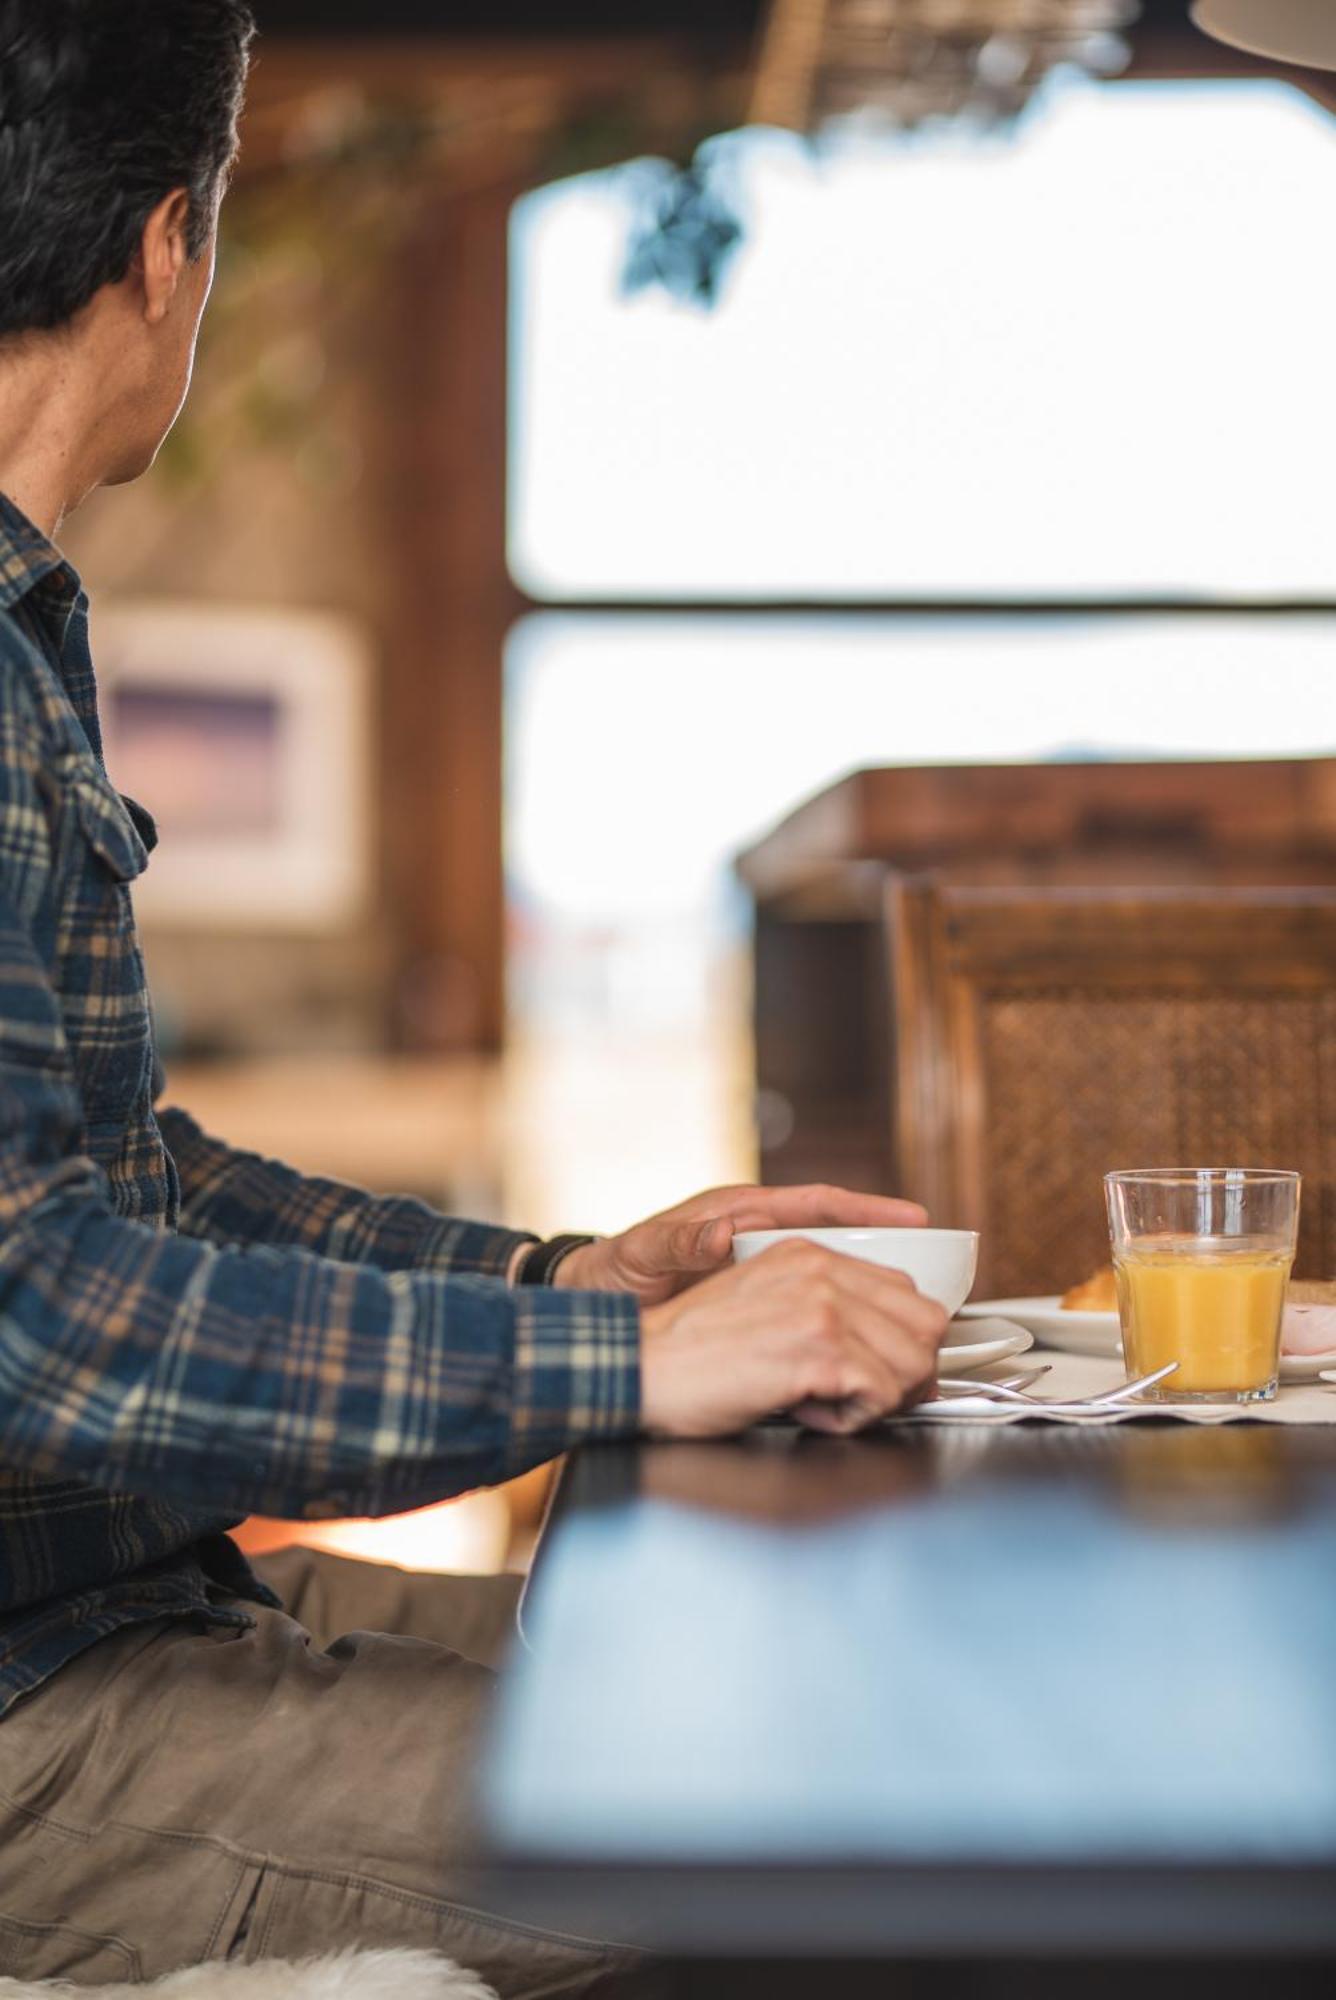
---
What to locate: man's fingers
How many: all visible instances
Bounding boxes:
[819,1248,925,1305]
[780,1255,945,1427]
[787,1296,935,1424]
[790,1331,926,1433]
[842,1305,942,1398]
[720,1184,929,1232]
[620,1184,932,1297]
[835,1271,949,1350]
[776,1241,950,1344]
[639,1236,948,1438]
[662,1215,732,1271]
[827,1299,940,1404]
[791,1395,879,1435]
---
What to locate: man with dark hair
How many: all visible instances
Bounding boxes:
[0,0,252,338]
[0,3,945,1990]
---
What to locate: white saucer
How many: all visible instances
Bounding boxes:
[957,1299,1336,1383]
[940,1319,1034,1374]
[957,1296,1120,1358]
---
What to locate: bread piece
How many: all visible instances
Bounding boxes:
[1062,1265,1117,1312]
[1287,1279,1336,1306]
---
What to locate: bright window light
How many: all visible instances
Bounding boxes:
[507,613,1336,931]
[510,79,1336,601]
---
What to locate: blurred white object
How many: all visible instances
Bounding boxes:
[0,1952,496,2000]
[1283,1300,1336,1356]
[1192,1,1336,70]
[300,1490,512,1575]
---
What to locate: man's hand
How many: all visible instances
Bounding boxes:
[554,1182,928,1307]
[638,1237,947,1437]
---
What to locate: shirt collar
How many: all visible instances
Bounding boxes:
[0,489,83,615]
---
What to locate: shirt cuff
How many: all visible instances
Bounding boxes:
[505,1286,642,1475]
[416,1219,539,1279]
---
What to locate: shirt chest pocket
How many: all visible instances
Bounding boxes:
[58,759,156,1140]
[72,771,151,883]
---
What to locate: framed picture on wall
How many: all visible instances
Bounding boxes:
[96,599,371,931]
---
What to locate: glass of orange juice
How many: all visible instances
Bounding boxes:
[1104,1169,1301,1404]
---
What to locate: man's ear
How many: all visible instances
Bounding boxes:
[136,188,193,326]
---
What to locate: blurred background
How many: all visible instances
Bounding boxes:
[61,0,1336,1564]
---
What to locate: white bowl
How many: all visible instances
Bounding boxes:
[732,1227,980,1316]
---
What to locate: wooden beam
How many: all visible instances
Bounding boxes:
[251,0,762,33]
[237,36,754,182]
[247,34,745,93]
[749,0,830,131]
[375,173,523,1053]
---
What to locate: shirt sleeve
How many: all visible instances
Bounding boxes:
[157,1104,538,1279]
[0,697,640,1523]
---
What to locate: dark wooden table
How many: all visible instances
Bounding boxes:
[482,1423,1336,1995]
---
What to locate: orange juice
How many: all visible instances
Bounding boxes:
[1114,1240,1291,1399]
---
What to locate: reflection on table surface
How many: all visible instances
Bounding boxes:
[575,1421,1329,1530]
[488,1425,1336,1889]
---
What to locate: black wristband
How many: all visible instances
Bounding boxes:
[516,1233,597,1286]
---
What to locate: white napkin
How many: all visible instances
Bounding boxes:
[900,1351,1336,1426]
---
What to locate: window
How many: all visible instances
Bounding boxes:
[511,80,1336,601]
[504,78,1336,1223]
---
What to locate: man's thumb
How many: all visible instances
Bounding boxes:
[668,1216,732,1267]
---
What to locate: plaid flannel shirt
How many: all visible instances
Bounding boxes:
[0,491,640,1719]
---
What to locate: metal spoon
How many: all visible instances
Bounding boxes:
[930,1361,1179,1410]
[938,1364,1051,1396]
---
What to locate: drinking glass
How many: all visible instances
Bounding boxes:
[1104,1169,1301,1404]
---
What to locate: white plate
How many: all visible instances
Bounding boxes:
[940,1320,1034,1374]
[958,1296,1120,1358]
[958,1299,1336,1382]
[1281,1347,1336,1384]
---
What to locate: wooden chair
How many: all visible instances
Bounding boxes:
[885,882,1336,1297]
[742,758,1336,1227]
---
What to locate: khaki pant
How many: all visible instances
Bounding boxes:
[0,1548,646,1997]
